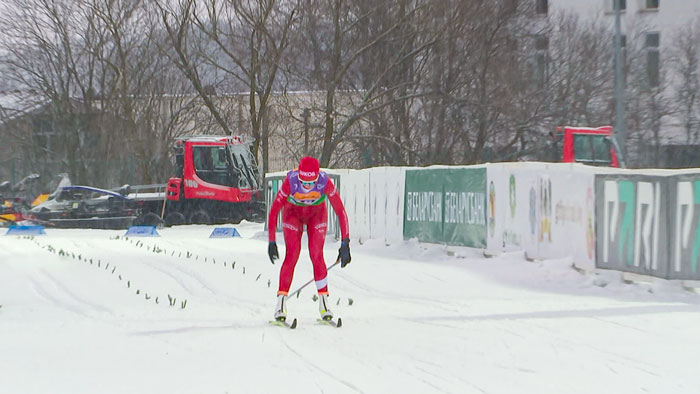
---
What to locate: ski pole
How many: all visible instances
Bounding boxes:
[288,257,341,299]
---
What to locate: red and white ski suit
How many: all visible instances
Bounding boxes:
[268,170,349,296]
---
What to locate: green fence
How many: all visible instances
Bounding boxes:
[404,167,487,247]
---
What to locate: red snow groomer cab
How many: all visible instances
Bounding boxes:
[553,125,621,168]
[164,135,265,225]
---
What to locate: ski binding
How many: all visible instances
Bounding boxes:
[269,317,297,329]
[317,316,342,328]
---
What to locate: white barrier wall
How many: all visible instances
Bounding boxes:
[338,169,370,241]
[269,164,595,267]
[337,167,407,244]
[486,163,596,268]
[369,167,406,243]
[267,162,700,280]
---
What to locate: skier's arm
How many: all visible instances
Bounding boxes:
[325,179,349,240]
[268,178,291,242]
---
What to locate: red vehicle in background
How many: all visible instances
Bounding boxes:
[553,125,622,168]
[25,135,265,228]
[163,135,265,225]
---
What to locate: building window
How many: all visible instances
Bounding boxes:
[536,0,548,15]
[613,0,626,11]
[645,32,660,87]
[644,0,659,10]
[535,35,549,85]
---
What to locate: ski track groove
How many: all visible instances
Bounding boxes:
[338,274,463,313]
[85,238,220,297]
[280,338,367,394]
[7,229,698,393]
[275,332,326,394]
[129,322,261,336]
[138,256,218,297]
[522,319,662,377]
[589,315,651,333]
[30,275,94,319]
[110,239,274,316]
[412,365,453,394]
[40,268,114,315]
[123,245,266,310]
[16,240,116,318]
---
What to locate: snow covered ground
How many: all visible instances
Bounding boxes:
[1,221,699,394]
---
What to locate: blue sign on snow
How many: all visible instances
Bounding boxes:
[5,225,46,236]
[209,227,241,238]
[125,225,160,237]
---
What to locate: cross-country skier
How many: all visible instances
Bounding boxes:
[267,156,351,321]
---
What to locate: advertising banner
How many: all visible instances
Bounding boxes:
[404,167,486,247]
[486,164,544,255]
[485,163,595,267]
[404,169,445,244]
[668,175,700,280]
[443,168,487,246]
[595,174,670,278]
[544,165,597,268]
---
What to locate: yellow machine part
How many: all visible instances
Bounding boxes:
[32,194,49,207]
[0,213,18,222]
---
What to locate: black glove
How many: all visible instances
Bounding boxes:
[338,238,351,268]
[268,242,279,264]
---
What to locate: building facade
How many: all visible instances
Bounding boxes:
[536,0,700,167]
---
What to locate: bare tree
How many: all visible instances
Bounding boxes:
[0,0,199,187]
[0,0,100,185]
[670,17,700,146]
[289,0,433,167]
[87,0,200,184]
[156,0,296,174]
[386,0,538,165]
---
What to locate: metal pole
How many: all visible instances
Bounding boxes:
[614,0,627,164]
[302,108,310,156]
[159,187,167,222]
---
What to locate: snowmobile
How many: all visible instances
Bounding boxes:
[0,173,41,226]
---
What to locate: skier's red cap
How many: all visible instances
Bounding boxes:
[298,156,320,182]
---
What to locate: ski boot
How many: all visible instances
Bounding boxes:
[318,293,333,321]
[274,294,287,322]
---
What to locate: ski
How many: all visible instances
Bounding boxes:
[317,317,342,328]
[269,317,297,329]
